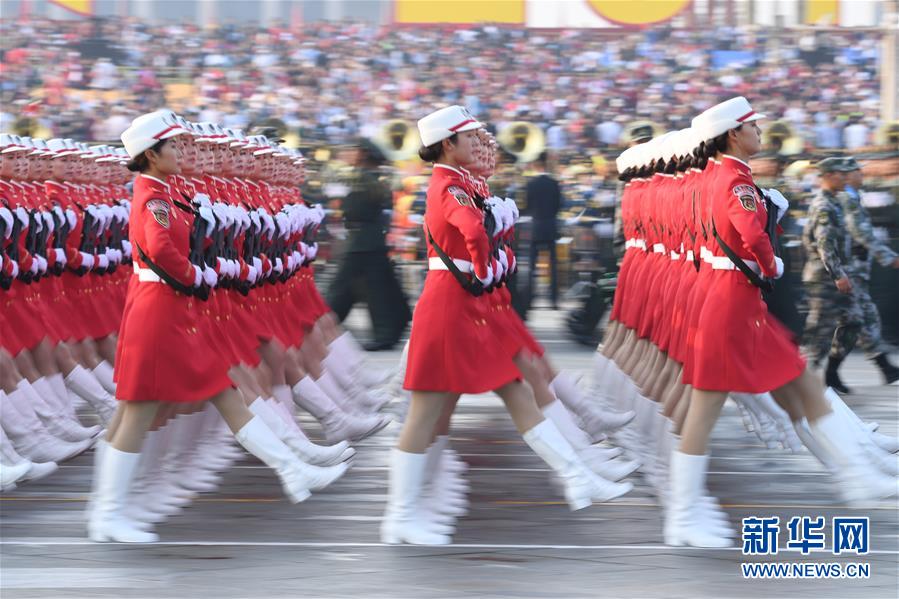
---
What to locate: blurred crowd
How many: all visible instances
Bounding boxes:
[0,17,886,151]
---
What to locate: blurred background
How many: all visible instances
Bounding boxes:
[2,0,898,344]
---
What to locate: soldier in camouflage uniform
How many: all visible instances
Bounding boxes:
[801,157,862,393]
[839,156,899,384]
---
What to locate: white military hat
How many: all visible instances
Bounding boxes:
[417,105,482,147]
[121,109,187,159]
[0,133,29,153]
[46,138,81,158]
[693,96,765,141]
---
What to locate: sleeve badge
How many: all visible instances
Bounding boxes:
[732,184,757,212]
[448,185,473,208]
[146,199,171,228]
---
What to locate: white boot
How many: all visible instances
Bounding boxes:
[870,431,899,454]
[2,388,93,461]
[381,449,452,545]
[793,418,837,472]
[92,361,117,395]
[292,377,390,443]
[271,384,356,464]
[322,351,392,413]
[420,436,467,523]
[664,451,732,547]
[551,373,636,434]
[1,459,32,491]
[234,416,347,501]
[523,419,632,510]
[65,365,117,424]
[18,380,101,444]
[331,332,394,387]
[809,411,899,506]
[87,445,158,543]
[249,397,354,466]
[542,399,639,481]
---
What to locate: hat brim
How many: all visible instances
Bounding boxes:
[741,112,766,123]
[157,126,189,141]
[1,146,29,154]
[453,120,483,134]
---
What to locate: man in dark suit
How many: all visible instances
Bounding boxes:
[525,151,562,309]
[327,139,411,350]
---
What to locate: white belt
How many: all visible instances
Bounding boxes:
[428,257,474,273]
[134,264,161,283]
[686,250,695,262]
[670,251,680,260]
[700,247,713,263]
[625,238,637,249]
[635,239,647,250]
[710,256,761,275]
[653,244,666,254]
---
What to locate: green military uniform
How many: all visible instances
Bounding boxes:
[326,165,411,349]
[801,159,863,366]
[838,156,899,383]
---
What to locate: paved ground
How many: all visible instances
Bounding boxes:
[1,307,897,599]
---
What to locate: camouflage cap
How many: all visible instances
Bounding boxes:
[841,156,861,171]
[816,156,849,173]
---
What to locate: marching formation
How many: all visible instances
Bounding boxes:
[1,98,896,550]
[0,114,397,542]
[594,96,899,547]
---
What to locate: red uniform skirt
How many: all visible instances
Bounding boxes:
[114,276,233,403]
[404,271,521,394]
[610,247,638,323]
[691,270,805,392]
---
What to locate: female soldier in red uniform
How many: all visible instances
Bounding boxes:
[87,110,346,544]
[666,97,897,548]
[381,106,631,546]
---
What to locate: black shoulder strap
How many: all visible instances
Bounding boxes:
[135,242,207,300]
[711,217,773,292]
[425,225,483,297]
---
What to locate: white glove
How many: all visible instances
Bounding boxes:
[274,257,284,274]
[79,252,94,269]
[510,253,517,273]
[37,255,49,273]
[10,260,19,278]
[54,248,66,266]
[202,265,218,288]
[774,256,784,279]
[246,265,258,284]
[96,254,109,270]
[29,258,40,275]
[497,248,509,273]
[476,262,494,288]
[192,192,212,207]
[15,206,29,227]
[0,207,14,236]
[41,211,54,233]
[494,256,506,282]
[193,265,203,287]
[307,242,318,262]
[121,240,132,258]
[52,205,65,225]
[765,188,789,223]
[199,206,216,237]
[65,208,77,230]
[252,256,263,275]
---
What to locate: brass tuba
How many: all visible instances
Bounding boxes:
[373,120,421,162]
[875,120,899,148]
[497,121,546,163]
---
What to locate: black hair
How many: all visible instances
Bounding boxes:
[126,138,170,173]
[535,150,549,167]
[418,133,458,163]
[710,124,742,156]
